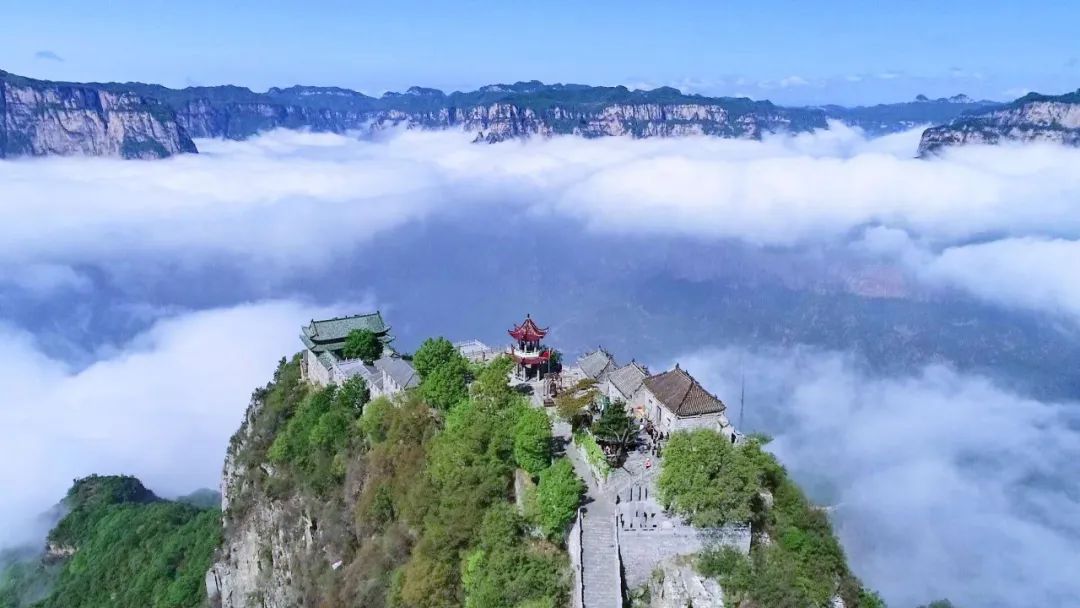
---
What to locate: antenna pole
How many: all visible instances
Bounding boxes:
[739,366,746,430]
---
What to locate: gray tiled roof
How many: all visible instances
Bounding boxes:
[302,312,389,344]
[336,360,383,391]
[375,356,419,389]
[579,348,616,380]
[608,362,648,399]
[316,352,337,371]
[642,365,726,417]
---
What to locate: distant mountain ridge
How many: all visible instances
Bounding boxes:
[0,70,197,159]
[822,94,999,135]
[91,77,832,143]
[919,88,1080,155]
[6,68,1074,159]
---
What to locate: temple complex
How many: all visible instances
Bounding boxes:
[507,314,554,380]
[300,312,418,397]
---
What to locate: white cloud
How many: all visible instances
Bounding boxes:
[0,298,358,548]
[921,237,1080,320]
[778,75,810,88]
[4,126,1080,324]
[0,263,90,296]
[673,347,1080,608]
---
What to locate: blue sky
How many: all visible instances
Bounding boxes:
[2,0,1078,104]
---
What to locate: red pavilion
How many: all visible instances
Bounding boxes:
[508,314,552,379]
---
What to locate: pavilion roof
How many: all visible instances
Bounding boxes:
[508,315,548,342]
[642,364,726,418]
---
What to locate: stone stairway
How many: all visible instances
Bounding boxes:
[580,500,622,608]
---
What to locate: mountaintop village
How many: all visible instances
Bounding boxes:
[299,311,751,608]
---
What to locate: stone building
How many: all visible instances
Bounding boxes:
[605,361,648,403]
[299,312,418,397]
[630,364,736,439]
[577,347,617,383]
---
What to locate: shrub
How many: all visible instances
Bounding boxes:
[535,459,585,540]
[462,505,567,608]
[268,383,363,494]
[573,431,611,478]
[513,408,553,477]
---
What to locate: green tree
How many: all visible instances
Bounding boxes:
[513,408,552,477]
[334,375,370,411]
[535,458,585,540]
[472,356,516,409]
[461,505,567,608]
[412,337,458,380]
[657,429,760,526]
[343,328,384,363]
[859,589,888,608]
[554,379,597,429]
[419,355,470,410]
[591,402,635,466]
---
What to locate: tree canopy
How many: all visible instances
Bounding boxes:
[344,328,384,363]
[411,337,458,380]
[666,430,876,608]
[419,354,470,410]
[1,475,221,608]
[657,429,762,526]
[513,407,553,477]
[535,458,585,539]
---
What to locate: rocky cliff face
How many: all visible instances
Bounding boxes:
[918,90,1080,155]
[629,557,726,608]
[162,82,827,143]
[44,76,831,147]
[207,393,353,608]
[0,70,197,159]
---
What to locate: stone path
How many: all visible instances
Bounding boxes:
[553,416,623,608]
[579,499,621,608]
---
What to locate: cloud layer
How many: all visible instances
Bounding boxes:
[675,347,1080,608]
[0,299,350,548]
[3,126,1080,606]
[3,127,1080,322]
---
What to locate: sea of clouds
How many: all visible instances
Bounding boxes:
[2,125,1080,320]
[677,347,1080,608]
[2,125,1079,606]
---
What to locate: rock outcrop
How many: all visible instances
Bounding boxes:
[630,557,725,608]
[918,90,1080,155]
[0,70,197,159]
[2,71,831,156]
[207,393,352,608]
[148,80,830,143]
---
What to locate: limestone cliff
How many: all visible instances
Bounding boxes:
[206,391,355,608]
[2,73,829,153]
[0,70,197,159]
[629,557,725,608]
[918,90,1080,155]
[150,81,829,143]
